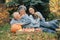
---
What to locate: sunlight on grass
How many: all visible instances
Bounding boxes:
[0,23,58,40]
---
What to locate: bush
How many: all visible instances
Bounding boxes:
[47,12,56,21]
[0,4,9,26]
[6,0,50,19]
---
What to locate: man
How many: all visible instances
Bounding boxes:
[10,5,31,28]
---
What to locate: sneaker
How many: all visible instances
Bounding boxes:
[57,19,60,22]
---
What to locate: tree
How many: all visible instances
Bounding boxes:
[6,0,50,20]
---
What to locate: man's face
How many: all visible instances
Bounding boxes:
[19,9,26,15]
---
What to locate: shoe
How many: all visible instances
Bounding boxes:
[57,19,60,22]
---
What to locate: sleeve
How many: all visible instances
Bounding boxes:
[29,15,36,23]
[19,15,31,25]
[10,19,17,25]
[10,15,31,26]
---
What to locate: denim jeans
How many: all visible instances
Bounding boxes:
[40,27,56,33]
[40,20,59,30]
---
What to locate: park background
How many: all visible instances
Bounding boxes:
[0,0,60,40]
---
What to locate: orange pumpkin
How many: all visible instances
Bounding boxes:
[11,24,22,33]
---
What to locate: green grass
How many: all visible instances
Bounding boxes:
[0,23,58,40]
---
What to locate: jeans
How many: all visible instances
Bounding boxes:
[41,27,56,33]
[40,20,59,30]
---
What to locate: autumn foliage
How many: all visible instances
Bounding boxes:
[0,4,9,26]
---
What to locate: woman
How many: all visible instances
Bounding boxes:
[28,6,40,28]
[28,6,59,33]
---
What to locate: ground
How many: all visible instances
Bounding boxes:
[0,23,58,40]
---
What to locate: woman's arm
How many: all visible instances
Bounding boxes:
[35,12,45,22]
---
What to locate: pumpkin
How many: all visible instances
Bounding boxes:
[11,24,22,33]
[22,28,35,32]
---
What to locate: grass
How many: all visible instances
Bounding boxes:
[0,23,58,40]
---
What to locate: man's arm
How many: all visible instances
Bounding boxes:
[19,16,31,25]
[10,15,31,26]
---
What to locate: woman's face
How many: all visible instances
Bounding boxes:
[29,8,35,14]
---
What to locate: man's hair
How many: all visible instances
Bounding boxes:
[18,5,27,12]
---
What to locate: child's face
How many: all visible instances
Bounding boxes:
[13,12,20,20]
